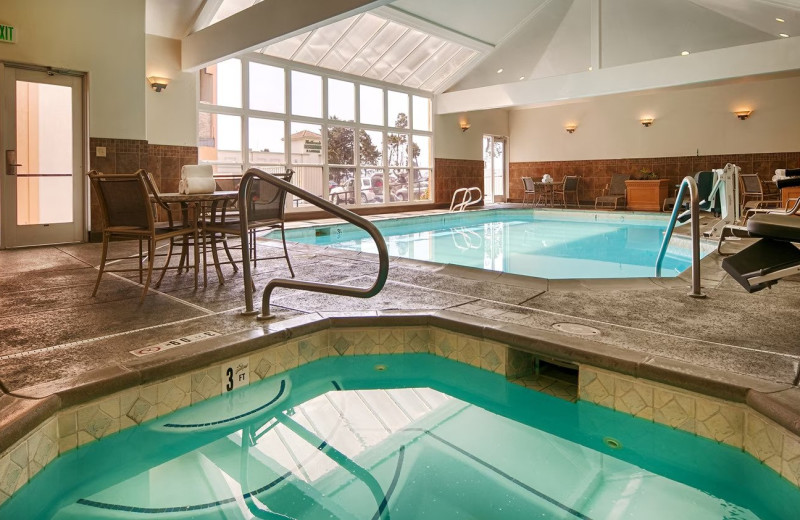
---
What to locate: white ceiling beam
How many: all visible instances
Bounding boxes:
[184,0,224,37]
[436,36,800,114]
[182,0,391,71]
[374,5,494,53]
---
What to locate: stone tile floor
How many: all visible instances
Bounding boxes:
[1,206,799,401]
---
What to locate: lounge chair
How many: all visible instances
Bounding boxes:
[553,176,580,208]
[595,174,630,210]
[89,170,199,302]
[521,177,536,206]
[740,174,781,213]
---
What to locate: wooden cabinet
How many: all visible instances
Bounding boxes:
[625,179,669,211]
[781,186,800,209]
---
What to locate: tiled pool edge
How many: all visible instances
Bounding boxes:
[2,310,800,505]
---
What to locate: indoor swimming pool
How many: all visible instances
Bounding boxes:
[3,354,798,520]
[276,209,713,279]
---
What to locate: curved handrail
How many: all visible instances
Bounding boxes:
[238,168,389,319]
[449,186,483,212]
[655,175,705,298]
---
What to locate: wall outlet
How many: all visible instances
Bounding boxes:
[96,146,106,157]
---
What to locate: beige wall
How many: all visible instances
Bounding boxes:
[146,35,197,146]
[435,109,509,160]
[509,74,800,162]
[0,0,146,140]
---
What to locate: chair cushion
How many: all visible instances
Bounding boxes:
[747,213,800,242]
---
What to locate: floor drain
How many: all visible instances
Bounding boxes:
[374,364,387,372]
[552,322,601,335]
[603,437,623,450]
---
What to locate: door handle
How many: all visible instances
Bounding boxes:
[6,150,21,175]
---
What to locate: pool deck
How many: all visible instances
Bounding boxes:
[2,204,800,452]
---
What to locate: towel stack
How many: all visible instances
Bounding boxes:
[179,164,216,194]
[774,168,800,182]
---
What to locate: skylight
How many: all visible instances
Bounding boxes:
[258,11,478,92]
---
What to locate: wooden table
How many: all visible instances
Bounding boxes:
[156,191,239,286]
[625,179,669,211]
[533,181,555,207]
[781,185,800,210]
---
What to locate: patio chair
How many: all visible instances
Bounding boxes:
[203,168,295,283]
[89,170,199,302]
[553,175,580,208]
[595,174,630,210]
[740,174,781,213]
[521,177,537,206]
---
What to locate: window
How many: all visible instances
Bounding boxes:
[198,55,433,210]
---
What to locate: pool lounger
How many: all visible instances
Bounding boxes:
[721,213,800,292]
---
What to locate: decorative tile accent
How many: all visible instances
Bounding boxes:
[353,329,380,355]
[191,366,222,404]
[250,349,277,382]
[272,341,298,372]
[404,328,430,354]
[653,387,695,433]
[578,368,615,408]
[77,396,120,446]
[379,328,404,354]
[122,385,158,429]
[745,413,784,473]
[782,433,800,487]
[156,375,191,417]
[433,329,458,360]
[694,397,744,448]
[0,442,28,505]
[614,377,654,420]
[506,349,533,378]
[457,335,481,367]
[26,418,57,478]
[480,340,506,374]
[330,330,354,356]
[298,332,327,363]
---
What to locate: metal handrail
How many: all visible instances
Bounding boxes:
[449,186,482,212]
[655,175,705,298]
[239,168,389,319]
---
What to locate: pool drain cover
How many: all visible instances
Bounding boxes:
[603,437,623,450]
[374,364,388,372]
[552,322,600,335]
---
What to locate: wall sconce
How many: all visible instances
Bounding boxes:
[640,116,654,127]
[565,124,577,134]
[147,76,169,92]
[459,121,471,132]
[734,109,752,120]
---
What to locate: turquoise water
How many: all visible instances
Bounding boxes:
[4,354,798,519]
[277,210,711,279]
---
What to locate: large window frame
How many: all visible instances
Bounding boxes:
[198,54,435,211]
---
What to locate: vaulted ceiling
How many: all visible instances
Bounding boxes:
[146,0,800,111]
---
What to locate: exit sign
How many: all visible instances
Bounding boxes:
[0,25,15,43]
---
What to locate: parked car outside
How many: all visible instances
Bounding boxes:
[329,176,376,205]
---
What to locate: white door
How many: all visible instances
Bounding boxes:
[1,65,85,248]
[483,135,507,203]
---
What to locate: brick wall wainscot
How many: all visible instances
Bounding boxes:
[509,152,800,206]
[434,158,485,206]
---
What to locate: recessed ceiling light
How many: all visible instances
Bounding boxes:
[519,76,525,81]
[779,33,790,38]
[681,51,690,56]
[588,66,593,71]
[776,17,785,23]
[497,68,504,74]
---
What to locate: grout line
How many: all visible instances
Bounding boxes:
[103,271,216,315]
[0,308,243,362]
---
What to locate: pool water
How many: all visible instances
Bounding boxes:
[4,355,797,519]
[277,210,712,279]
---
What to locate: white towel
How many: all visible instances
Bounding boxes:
[181,164,213,180]
[773,169,787,182]
[179,177,216,194]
